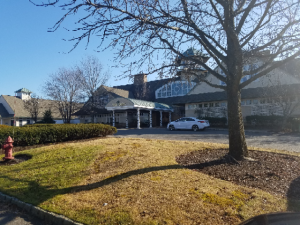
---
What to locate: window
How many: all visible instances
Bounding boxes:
[209,103,214,107]
[156,81,196,98]
[27,119,30,125]
[186,118,195,121]
[260,99,265,104]
[215,102,220,107]
[204,103,208,107]
[253,99,259,104]
[198,104,203,108]
[19,120,23,127]
[246,100,252,105]
[221,102,227,107]
[241,101,246,105]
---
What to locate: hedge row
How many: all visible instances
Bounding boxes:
[201,117,227,126]
[0,124,117,146]
[245,115,283,126]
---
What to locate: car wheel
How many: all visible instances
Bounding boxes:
[169,125,175,131]
[192,125,198,132]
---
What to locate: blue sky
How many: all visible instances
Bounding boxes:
[0,1,158,97]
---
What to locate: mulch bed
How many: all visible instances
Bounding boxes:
[0,154,32,165]
[176,149,300,199]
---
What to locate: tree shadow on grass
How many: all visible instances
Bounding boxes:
[0,164,183,206]
[287,176,300,212]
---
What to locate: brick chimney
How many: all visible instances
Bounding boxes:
[133,73,147,100]
[133,73,147,86]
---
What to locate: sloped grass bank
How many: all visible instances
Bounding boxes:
[0,138,294,225]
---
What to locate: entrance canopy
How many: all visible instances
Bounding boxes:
[105,98,173,112]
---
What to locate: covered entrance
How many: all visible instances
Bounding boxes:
[105,98,173,129]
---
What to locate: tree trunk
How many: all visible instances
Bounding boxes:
[227,87,248,160]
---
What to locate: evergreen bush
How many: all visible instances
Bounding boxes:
[0,124,117,146]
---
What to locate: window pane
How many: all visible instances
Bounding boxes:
[253,99,258,104]
[215,102,220,107]
[221,102,227,107]
[157,90,161,98]
[209,103,214,107]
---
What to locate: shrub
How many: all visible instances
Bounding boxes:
[0,124,117,146]
[200,117,227,126]
[245,115,283,127]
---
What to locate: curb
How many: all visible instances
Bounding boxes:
[207,127,270,134]
[0,192,83,225]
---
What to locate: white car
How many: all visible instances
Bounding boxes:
[167,117,210,131]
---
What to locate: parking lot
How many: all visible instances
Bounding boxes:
[114,128,300,152]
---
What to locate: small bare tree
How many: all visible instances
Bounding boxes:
[44,67,83,123]
[23,95,40,122]
[78,55,109,123]
[259,77,300,128]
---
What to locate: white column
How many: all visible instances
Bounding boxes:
[137,108,141,129]
[160,111,162,127]
[126,111,128,129]
[149,110,152,128]
[112,110,115,127]
[169,112,172,123]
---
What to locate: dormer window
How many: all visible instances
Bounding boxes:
[156,81,196,99]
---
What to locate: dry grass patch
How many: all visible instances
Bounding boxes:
[0,138,293,224]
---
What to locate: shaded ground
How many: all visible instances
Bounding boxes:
[0,155,32,165]
[176,149,300,199]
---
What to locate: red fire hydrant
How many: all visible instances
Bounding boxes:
[2,136,14,160]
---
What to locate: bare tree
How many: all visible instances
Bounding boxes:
[78,55,109,123]
[32,0,300,159]
[44,67,83,123]
[23,95,40,122]
[258,78,300,128]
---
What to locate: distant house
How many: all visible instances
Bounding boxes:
[0,88,79,126]
[75,49,300,128]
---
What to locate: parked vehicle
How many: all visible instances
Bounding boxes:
[167,117,210,131]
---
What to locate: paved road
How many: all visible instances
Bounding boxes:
[114,128,300,152]
[0,201,47,225]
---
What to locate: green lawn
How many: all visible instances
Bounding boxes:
[0,138,293,225]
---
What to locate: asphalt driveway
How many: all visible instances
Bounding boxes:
[114,128,300,152]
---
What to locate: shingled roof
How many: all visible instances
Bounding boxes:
[0,104,12,118]
[102,85,134,98]
[1,95,64,119]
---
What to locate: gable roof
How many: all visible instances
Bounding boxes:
[102,85,134,98]
[1,95,64,119]
[0,103,12,118]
